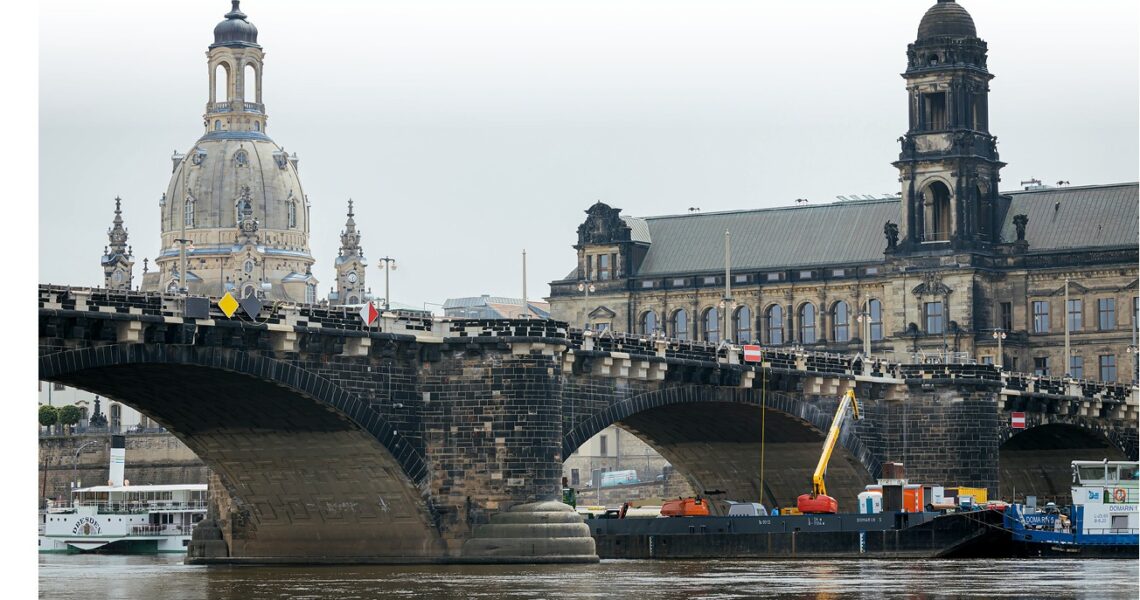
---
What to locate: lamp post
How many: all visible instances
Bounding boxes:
[1130,295,1139,384]
[722,230,733,344]
[992,329,1007,370]
[577,282,595,330]
[857,309,871,358]
[1064,277,1071,377]
[377,256,397,311]
[71,440,98,493]
[173,238,194,294]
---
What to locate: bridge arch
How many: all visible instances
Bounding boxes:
[998,416,1133,505]
[564,385,876,513]
[39,343,442,560]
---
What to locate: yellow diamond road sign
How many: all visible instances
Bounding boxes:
[218,292,239,318]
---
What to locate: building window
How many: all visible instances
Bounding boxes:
[799,303,816,344]
[1099,355,1117,382]
[766,305,784,346]
[1070,355,1083,379]
[585,255,593,281]
[865,267,879,275]
[925,301,944,334]
[599,435,608,457]
[1000,302,1013,332]
[703,276,717,285]
[799,271,813,280]
[866,299,883,341]
[670,309,688,341]
[288,201,297,228]
[832,301,849,343]
[671,278,686,287]
[702,307,720,343]
[832,269,845,277]
[766,273,781,282]
[734,274,748,283]
[184,197,195,228]
[254,121,260,132]
[639,310,658,336]
[981,356,994,366]
[214,119,221,131]
[306,284,316,304]
[733,306,752,344]
[570,469,580,486]
[597,254,611,281]
[1097,298,1116,331]
[1032,301,1050,333]
[641,280,655,289]
[1067,299,1082,332]
[1033,356,1049,377]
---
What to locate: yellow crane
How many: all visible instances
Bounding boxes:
[797,388,861,514]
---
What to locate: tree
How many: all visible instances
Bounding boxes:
[57,405,82,434]
[38,405,59,434]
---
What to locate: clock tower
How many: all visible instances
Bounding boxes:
[331,199,369,305]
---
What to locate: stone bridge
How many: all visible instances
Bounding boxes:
[38,286,1138,563]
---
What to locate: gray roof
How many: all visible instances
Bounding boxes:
[1001,183,1138,251]
[635,198,902,275]
[560,182,1137,280]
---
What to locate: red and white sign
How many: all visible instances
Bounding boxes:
[1010,412,1026,429]
[359,302,379,325]
[743,345,763,363]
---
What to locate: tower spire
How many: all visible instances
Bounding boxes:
[332,199,368,306]
[102,197,134,290]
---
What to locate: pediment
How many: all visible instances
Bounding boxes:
[589,306,617,319]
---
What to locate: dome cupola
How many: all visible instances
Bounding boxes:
[917,0,977,40]
[211,1,260,48]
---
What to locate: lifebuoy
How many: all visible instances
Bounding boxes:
[1113,488,1127,502]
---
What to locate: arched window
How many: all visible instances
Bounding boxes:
[214,63,228,103]
[733,306,752,343]
[670,309,688,341]
[244,64,257,103]
[702,307,720,343]
[923,181,952,242]
[184,196,195,228]
[832,301,850,343]
[799,303,816,344]
[865,299,883,341]
[765,305,784,345]
[306,284,316,304]
[639,310,658,336]
[347,295,359,305]
[288,201,297,228]
[254,121,261,132]
[214,120,222,131]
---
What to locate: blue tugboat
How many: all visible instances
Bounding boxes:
[1003,460,1138,557]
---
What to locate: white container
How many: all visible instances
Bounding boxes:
[858,491,883,514]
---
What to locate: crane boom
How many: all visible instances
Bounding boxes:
[810,389,861,498]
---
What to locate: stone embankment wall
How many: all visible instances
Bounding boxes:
[38,433,207,504]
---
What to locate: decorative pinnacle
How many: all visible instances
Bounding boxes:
[347,198,354,218]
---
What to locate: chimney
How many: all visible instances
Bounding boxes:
[109,435,126,487]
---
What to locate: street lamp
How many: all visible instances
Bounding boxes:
[856,310,871,358]
[71,440,98,493]
[173,238,195,294]
[377,256,397,311]
[577,282,595,330]
[992,329,1007,370]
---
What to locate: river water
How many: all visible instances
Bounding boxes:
[38,554,1138,599]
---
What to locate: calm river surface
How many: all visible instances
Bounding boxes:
[38,554,1138,599]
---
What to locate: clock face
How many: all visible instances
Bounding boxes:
[347,271,358,283]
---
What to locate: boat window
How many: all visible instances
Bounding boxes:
[1078,465,1105,483]
[1120,466,1140,481]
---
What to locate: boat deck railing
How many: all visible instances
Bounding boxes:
[69,501,208,514]
[128,524,195,537]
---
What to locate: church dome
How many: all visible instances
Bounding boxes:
[917,0,977,40]
[211,1,259,48]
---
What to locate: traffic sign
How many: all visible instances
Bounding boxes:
[743,345,762,363]
[359,302,378,325]
[1010,412,1026,429]
[218,292,239,318]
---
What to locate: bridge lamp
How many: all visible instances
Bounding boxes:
[856,313,871,358]
[577,282,595,331]
[992,330,1007,370]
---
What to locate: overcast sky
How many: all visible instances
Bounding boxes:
[37,0,1139,309]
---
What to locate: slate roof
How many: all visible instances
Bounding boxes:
[559,182,1138,281]
[635,198,902,276]
[1001,183,1138,252]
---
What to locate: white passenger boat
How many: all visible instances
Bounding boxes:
[38,435,207,554]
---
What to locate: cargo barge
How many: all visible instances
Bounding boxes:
[588,509,1005,559]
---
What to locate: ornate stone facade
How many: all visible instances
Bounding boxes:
[548,1,1139,384]
[329,199,370,306]
[140,1,317,302]
[101,197,134,290]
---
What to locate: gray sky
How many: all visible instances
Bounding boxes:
[37,0,1139,309]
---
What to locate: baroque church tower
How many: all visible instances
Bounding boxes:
[101,197,134,290]
[330,199,370,306]
[892,0,1004,253]
[143,1,317,302]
